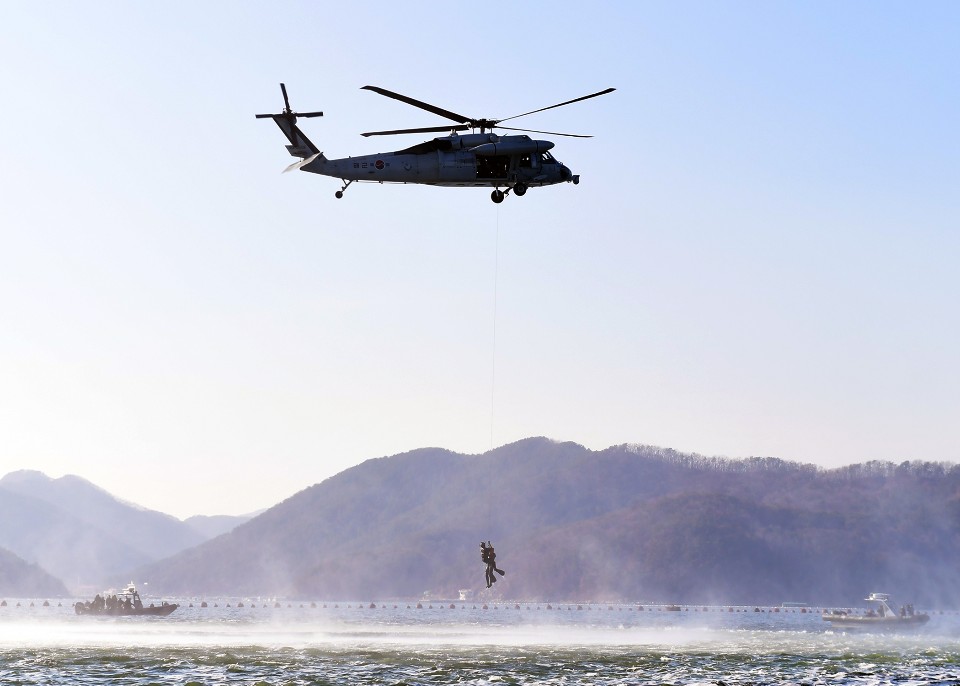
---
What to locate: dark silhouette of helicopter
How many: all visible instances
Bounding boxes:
[257,84,614,203]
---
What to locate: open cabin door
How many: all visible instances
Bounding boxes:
[476,155,510,180]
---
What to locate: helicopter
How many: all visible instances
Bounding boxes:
[256,83,614,203]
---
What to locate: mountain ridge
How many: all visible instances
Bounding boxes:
[5,439,958,605]
[0,545,71,597]
[134,439,960,606]
[0,470,247,592]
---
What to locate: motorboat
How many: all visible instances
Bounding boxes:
[74,581,178,616]
[822,592,928,631]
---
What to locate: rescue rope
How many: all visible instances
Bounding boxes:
[490,205,500,451]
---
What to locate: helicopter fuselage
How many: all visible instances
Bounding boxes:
[258,83,610,202]
[302,133,577,190]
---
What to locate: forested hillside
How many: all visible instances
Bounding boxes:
[0,546,69,597]
[137,439,960,606]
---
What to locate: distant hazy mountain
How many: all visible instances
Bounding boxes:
[136,438,960,606]
[0,545,69,597]
[184,513,255,539]
[0,470,206,590]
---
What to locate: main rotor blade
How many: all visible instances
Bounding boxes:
[498,87,616,124]
[362,85,471,124]
[496,125,593,138]
[361,124,470,137]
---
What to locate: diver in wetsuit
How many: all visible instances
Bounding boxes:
[480,541,505,588]
[480,542,495,587]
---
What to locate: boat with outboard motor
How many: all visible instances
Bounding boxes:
[74,581,178,616]
[822,592,928,631]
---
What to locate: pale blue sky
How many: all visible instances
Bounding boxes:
[1,2,957,518]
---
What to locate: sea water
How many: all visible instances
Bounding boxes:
[2,600,960,684]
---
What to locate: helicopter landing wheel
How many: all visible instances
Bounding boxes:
[336,179,353,199]
[513,182,527,197]
[491,189,505,204]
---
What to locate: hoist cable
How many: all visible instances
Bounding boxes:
[490,205,500,452]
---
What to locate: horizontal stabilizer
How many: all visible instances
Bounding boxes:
[283,152,323,173]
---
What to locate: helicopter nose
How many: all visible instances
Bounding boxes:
[560,165,573,182]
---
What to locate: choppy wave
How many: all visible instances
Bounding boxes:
[3,602,960,684]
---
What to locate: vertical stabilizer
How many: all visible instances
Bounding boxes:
[255,83,323,159]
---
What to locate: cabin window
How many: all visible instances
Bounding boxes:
[519,153,542,169]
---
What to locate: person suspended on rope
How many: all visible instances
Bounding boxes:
[487,541,505,579]
[480,542,495,587]
[481,541,505,588]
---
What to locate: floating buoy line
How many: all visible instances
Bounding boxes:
[3,599,958,615]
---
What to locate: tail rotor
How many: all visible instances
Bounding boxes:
[255,82,323,124]
[256,83,323,158]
